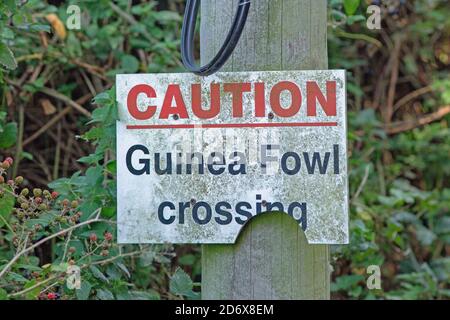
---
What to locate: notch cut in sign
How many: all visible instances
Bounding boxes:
[126,80,337,120]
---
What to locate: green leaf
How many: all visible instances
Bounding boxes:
[24,279,41,299]
[170,267,194,297]
[331,275,365,292]
[178,254,197,266]
[0,42,17,70]
[120,54,140,73]
[0,191,15,228]
[0,122,17,148]
[6,272,28,283]
[156,11,182,23]
[78,153,103,164]
[116,262,131,279]
[15,264,43,272]
[430,258,450,282]
[435,216,450,235]
[89,265,109,283]
[347,14,366,25]
[51,262,69,272]
[21,151,33,160]
[76,281,92,300]
[0,288,9,300]
[28,24,51,33]
[343,0,360,16]
[100,207,116,218]
[3,0,17,12]
[89,106,111,124]
[139,250,155,267]
[105,264,122,280]
[0,111,6,126]
[416,225,437,246]
[96,289,114,300]
[129,290,160,300]
[92,90,113,106]
[106,160,116,174]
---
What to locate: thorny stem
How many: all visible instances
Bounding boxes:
[8,249,147,298]
[0,212,114,279]
[61,229,73,262]
[8,274,59,298]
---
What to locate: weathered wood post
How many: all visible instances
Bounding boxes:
[201,0,330,299]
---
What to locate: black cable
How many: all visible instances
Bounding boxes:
[181,0,251,76]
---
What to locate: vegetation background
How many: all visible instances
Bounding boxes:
[0,0,449,300]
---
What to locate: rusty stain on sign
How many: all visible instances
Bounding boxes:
[116,70,348,244]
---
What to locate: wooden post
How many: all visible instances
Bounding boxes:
[200,0,330,299]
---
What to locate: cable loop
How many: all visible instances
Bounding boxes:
[181,0,251,76]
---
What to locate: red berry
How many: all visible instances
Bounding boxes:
[35,197,43,205]
[89,233,97,242]
[5,157,13,165]
[51,191,59,199]
[0,176,4,184]
[7,179,14,186]
[104,232,113,242]
[47,292,57,300]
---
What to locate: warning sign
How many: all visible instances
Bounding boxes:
[116,70,348,244]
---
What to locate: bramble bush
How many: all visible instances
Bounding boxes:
[1,0,197,300]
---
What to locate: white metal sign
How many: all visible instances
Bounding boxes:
[116,70,348,244]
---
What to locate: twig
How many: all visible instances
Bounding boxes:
[0,215,113,279]
[34,152,52,181]
[334,28,383,48]
[0,215,13,233]
[83,250,144,268]
[23,93,92,147]
[351,165,370,204]
[79,69,97,97]
[15,53,44,62]
[40,280,59,294]
[8,249,145,298]
[393,85,433,113]
[61,230,73,262]
[71,59,105,74]
[385,36,402,124]
[52,121,62,180]
[8,275,59,298]
[386,105,450,134]
[72,60,109,82]
[39,87,91,117]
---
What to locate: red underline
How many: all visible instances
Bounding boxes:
[126,122,338,129]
